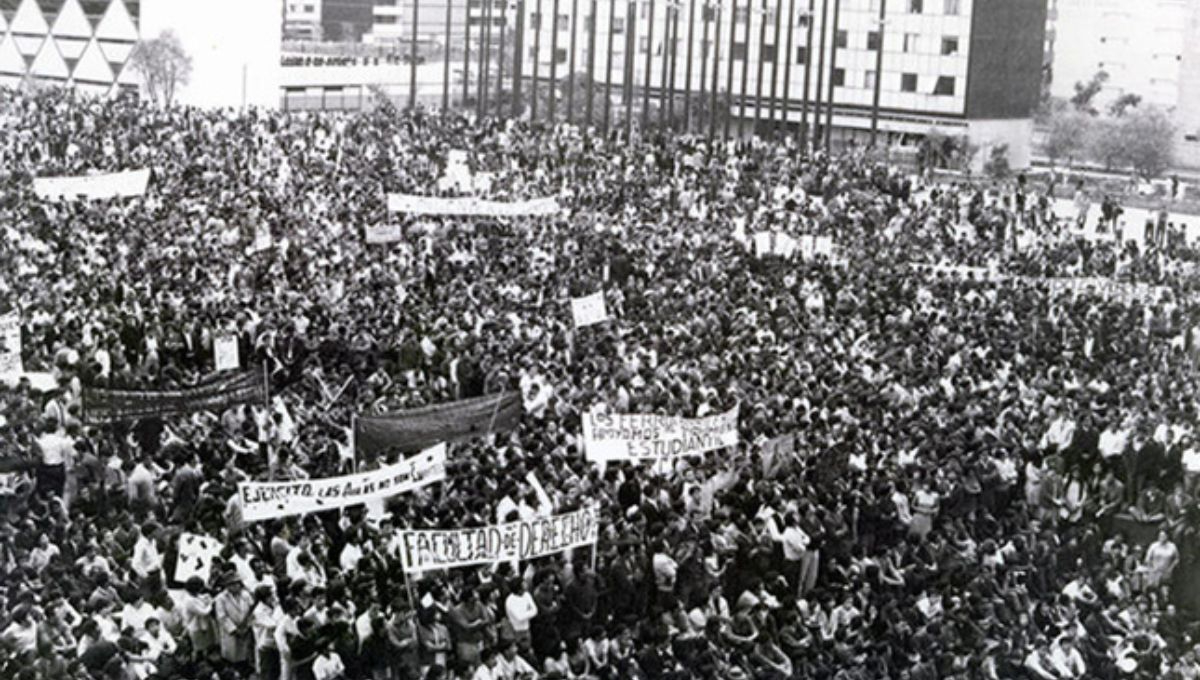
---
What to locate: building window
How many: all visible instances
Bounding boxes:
[555,47,568,63]
[735,7,750,23]
[613,17,624,33]
[732,41,747,59]
[702,5,716,21]
[796,46,807,64]
[376,15,397,23]
[832,68,845,86]
[941,36,959,55]
[556,14,569,30]
[908,0,923,13]
[835,30,848,48]
[944,0,960,14]
[867,31,880,50]
[798,13,809,27]
[864,70,876,89]
[761,44,776,61]
[934,75,955,95]
[903,33,918,52]
[901,72,917,91]
[303,4,314,12]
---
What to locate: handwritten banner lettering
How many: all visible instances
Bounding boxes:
[582,406,740,462]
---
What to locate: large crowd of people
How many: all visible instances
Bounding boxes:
[1,85,1200,680]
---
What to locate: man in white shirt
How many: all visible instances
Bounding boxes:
[777,513,810,593]
[131,524,163,580]
[1048,636,1086,678]
[494,642,540,679]
[312,643,345,680]
[1098,421,1130,460]
[504,581,538,653]
[1040,409,1076,454]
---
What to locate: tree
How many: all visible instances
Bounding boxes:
[1107,93,1142,118]
[1087,118,1128,171]
[1120,107,1175,178]
[1043,110,1090,168]
[984,144,1011,180]
[129,30,192,107]
[1070,70,1109,116]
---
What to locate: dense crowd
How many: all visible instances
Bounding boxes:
[1,86,1200,680]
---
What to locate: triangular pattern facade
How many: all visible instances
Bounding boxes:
[51,0,93,39]
[10,0,50,35]
[0,1,140,90]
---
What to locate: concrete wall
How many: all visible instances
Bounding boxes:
[140,0,282,109]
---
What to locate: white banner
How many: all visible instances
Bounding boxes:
[387,194,561,217]
[247,225,273,255]
[398,505,599,573]
[365,224,404,244]
[214,335,240,372]
[238,444,447,522]
[582,405,740,462]
[33,168,150,201]
[571,292,609,328]
[0,313,21,375]
[175,533,224,583]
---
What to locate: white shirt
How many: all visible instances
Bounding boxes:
[779,526,810,561]
[505,592,538,633]
[313,652,345,680]
[1098,427,1129,459]
[131,535,163,578]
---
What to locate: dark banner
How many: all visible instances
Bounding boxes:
[355,391,523,456]
[84,371,266,424]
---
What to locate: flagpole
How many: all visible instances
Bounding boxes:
[753,0,768,134]
[603,0,617,133]
[666,1,681,127]
[723,0,737,140]
[585,0,598,126]
[766,0,782,135]
[497,0,509,117]
[623,0,637,139]
[549,0,562,121]
[869,0,887,147]
[658,2,672,129]
[823,0,841,152]
[464,0,473,108]
[566,0,579,123]
[513,0,526,117]
[800,0,814,149]
[697,0,710,134]
[442,0,453,112]
[811,0,828,151]
[683,0,696,131]
[409,0,420,110]
[531,0,542,120]
[710,1,722,142]
[641,0,656,133]
[738,0,752,132]
[477,0,492,117]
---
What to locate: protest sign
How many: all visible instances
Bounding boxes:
[365,223,404,244]
[84,370,266,424]
[760,433,795,478]
[582,406,740,462]
[0,372,56,391]
[0,313,21,375]
[32,168,150,201]
[355,392,523,456]
[214,335,240,372]
[397,505,599,573]
[175,533,224,583]
[571,292,610,328]
[238,444,446,522]
[387,194,561,217]
[247,225,273,255]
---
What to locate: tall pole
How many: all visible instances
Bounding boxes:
[464,0,473,108]
[658,3,673,128]
[624,0,637,139]
[513,0,526,117]
[691,0,704,132]
[738,0,752,131]
[604,0,617,133]
[686,0,696,130]
[566,0,579,123]
[531,0,542,120]
[497,1,509,117]
[823,0,840,151]
[586,0,598,126]
[667,1,681,127]
[641,0,656,133]
[478,0,493,116]
[799,0,813,148]
[443,0,453,111]
[869,0,887,147]
[723,0,737,139]
[811,0,828,150]
[780,0,795,137]
[709,2,722,142]
[549,0,561,121]
[409,0,420,110]
[767,0,782,134]
[753,0,769,133]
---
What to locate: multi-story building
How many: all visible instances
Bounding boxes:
[520,0,1046,169]
[285,0,324,40]
[1050,0,1200,167]
[365,0,407,44]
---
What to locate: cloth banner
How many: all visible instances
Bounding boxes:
[84,370,265,424]
[175,533,224,583]
[582,405,740,462]
[365,224,404,244]
[760,433,795,478]
[398,505,599,573]
[0,313,21,374]
[355,392,523,456]
[571,292,610,328]
[33,168,150,201]
[214,335,240,372]
[238,444,446,522]
[387,194,560,217]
